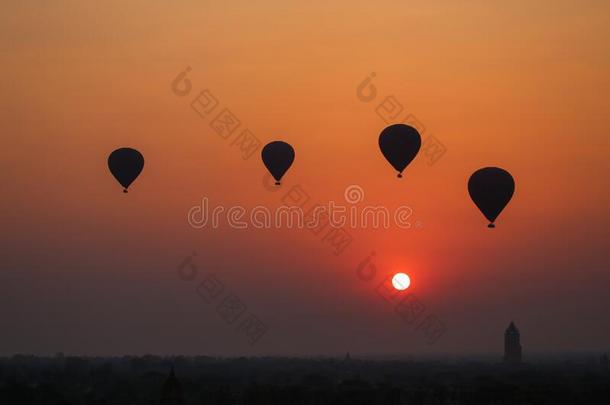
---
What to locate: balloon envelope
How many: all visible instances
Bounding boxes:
[379,124,421,177]
[108,148,144,193]
[468,167,514,227]
[261,141,295,185]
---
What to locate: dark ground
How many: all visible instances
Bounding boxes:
[1,354,609,404]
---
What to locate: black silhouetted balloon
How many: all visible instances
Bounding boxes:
[468,167,515,228]
[261,141,295,185]
[108,148,144,193]
[379,124,421,178]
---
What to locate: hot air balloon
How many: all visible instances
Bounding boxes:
[378,124,421,178]
[468,167,514,228]
[108,148,144,193]
[261,141,295,185]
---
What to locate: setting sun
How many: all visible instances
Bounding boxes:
[392,273,411,291]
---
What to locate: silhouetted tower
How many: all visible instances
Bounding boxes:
[341,352,359,380]
[504,321,522,363]
[602,354,608,371]
[160,366,185,405]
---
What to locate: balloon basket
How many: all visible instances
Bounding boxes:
[488,223,495,228]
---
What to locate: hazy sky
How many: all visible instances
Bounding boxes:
[1,0,609,357]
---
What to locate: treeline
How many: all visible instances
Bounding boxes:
[1,355,609,404]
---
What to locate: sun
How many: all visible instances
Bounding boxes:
[392,273,411,291]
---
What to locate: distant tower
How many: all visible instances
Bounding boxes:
[504,321,522,363]
[341,352,358,379]
[160,366,185,405]
[601,354,608,371]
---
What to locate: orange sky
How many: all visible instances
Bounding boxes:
[1,0,609,356]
